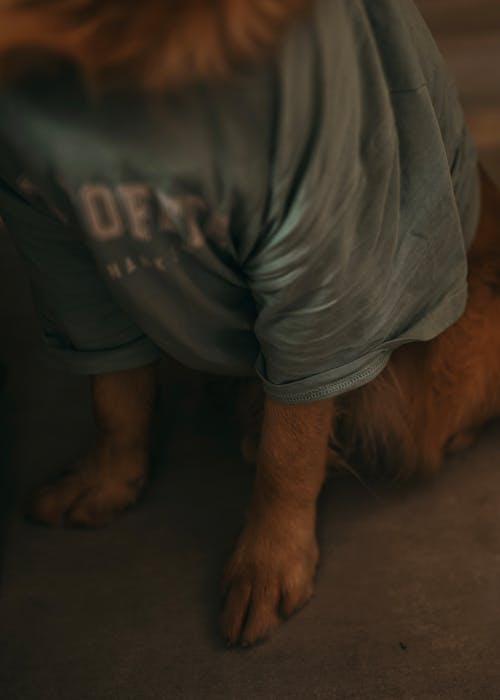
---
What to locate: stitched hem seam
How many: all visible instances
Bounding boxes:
[258,352,391,404]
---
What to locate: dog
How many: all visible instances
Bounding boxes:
[0,0,499,648]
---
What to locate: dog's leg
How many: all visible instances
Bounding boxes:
[29,363,157,528]
[337,254,500,478]
[418,168,500,465]
[338,167,500,478]
[222,396,333,646]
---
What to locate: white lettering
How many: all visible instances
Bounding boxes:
[124,257,137,275]
[157,191,180,233]
[180,195,206,250]
[119,183,152,241]
[80,184,124,241]
[153,256,166,272]
[186,219,204,250]
[107,262,122,280]
[208,213,230,247]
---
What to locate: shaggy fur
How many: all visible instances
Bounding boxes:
[238,168,500,484]
[0,0,308,90]
[2,0,500,648]
[335,166,500,481]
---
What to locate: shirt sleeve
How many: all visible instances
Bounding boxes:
[244,113,474,406]
[243,168,397,405]
[242,0,476,405]
[0,177,161,374]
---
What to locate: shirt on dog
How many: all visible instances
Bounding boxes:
[0,0,479,402]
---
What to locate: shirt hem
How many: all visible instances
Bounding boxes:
[257,351,392,404]
[43,340,162,375]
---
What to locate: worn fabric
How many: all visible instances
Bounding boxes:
[0,0,479,402]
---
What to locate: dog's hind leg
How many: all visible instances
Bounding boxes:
[337,166,500,479]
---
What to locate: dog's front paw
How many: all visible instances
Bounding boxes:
[221,519,318,647]
[28,446,148,528]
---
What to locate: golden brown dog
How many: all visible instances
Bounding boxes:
[0,0,499,648]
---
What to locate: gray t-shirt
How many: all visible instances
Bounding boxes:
[0,0,479,402]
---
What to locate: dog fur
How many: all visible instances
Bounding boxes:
[1,0,500,647]
[0,0,308,90]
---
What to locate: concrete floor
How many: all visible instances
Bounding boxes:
[2,3,500,699]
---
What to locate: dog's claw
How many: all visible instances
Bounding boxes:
[28,448,148,529]
[221,524,318,647]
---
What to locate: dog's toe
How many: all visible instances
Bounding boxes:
[28,450,147,528]
[29,473,90,527]
[221,527,318,647]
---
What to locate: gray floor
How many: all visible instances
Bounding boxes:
[2,4,500,699]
